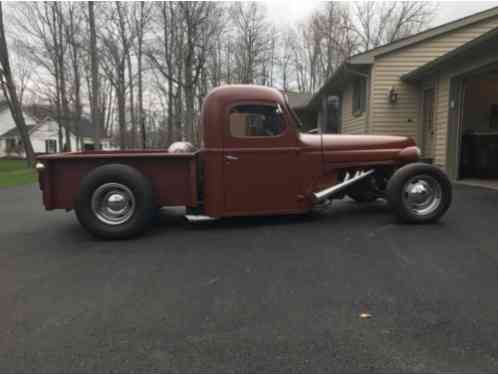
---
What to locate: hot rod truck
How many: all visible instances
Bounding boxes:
[36,85,452,239]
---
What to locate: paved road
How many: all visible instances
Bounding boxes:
[1,184,498,372]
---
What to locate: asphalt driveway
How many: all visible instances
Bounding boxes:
[1,183,498,372]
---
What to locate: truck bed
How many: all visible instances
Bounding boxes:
[37,150,199,211]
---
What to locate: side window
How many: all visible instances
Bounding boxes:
[352,78,366,115]
[229,104,286,138]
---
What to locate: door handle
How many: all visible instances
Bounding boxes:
[225,155,239,161]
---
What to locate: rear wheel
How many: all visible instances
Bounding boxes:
[387,163,451,223]
[75,164,155,239]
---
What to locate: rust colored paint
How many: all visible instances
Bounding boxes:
[37,85,419,217]
[38,153,197,210]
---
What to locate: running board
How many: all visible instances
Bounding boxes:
[185,214,218,223]
[313,169,375,202]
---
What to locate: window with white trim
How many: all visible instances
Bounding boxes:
[352,78,367,115]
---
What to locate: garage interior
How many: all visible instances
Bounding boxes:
[458,65,498,189]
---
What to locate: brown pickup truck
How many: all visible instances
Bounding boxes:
[36,85,452,239]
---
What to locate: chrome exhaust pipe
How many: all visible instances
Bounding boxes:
[313,169,375,202]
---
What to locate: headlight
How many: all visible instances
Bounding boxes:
[35,162,46,171]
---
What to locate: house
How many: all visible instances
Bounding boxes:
[286,92,315,131]
[0,101,38,158]
[36,116,114,152]
[0,102,113,157]
[309,6,498,181]
[286,92,340,133]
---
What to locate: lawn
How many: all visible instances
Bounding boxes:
[0,159,37,188]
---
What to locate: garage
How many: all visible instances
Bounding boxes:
[398,26,498,184]
[458,66,498,186]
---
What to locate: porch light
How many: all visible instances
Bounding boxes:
[389,87,399,104]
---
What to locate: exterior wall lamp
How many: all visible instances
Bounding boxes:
[389,86,399,104]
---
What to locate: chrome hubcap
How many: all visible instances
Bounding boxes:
[402,175,442,216]
[91,183,135,225]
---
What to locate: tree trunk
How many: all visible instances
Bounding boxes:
[49,4,64,153]
[117,64,126,149]
[126,51,135,148]
[164,3,174,146]
[184,56,194,142]
[0,3,35,166]
[137,2,146,149]
[88,1,101,149]
[55,4,71,152]
[175,24,184,142]
[68,6,82,151]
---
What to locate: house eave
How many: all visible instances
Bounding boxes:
[308,62,371,109]
[350,6,498,64]
[401,26,498,82]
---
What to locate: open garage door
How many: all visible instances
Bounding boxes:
[458,66,498,187]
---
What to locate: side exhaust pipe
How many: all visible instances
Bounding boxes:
[313,169,375,202]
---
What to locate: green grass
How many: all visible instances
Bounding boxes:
[0,159,37,188]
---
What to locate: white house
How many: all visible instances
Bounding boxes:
[0,102,113,158]
[0,101,38,157]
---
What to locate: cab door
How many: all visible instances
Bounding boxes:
[222,102,301,215]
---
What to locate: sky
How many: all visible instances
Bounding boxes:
[264,1,498,27]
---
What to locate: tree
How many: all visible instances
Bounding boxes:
[350,2,436,51]
[147,2,178,145]
[288,1,435,91]
[61,2,86,151]
[100,2,138,149]
[134,2,151,148]
[230,2,271,84]
[88,1,101,149]
[0,3,35,166]
[12,2,73,151]
[180,2,221,142]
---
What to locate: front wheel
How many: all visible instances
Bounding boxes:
[387,163,452,223]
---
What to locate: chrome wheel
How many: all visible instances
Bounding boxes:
[402,175,442,216]
[91,183,136,225]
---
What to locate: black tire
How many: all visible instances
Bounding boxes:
[387,163,452,223]
[75,164,155,240]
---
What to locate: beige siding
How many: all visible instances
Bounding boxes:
[433,73,450,168]
[341,83,367,134]
[370,16,498,143]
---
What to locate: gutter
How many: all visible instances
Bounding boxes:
[343,65,369,79]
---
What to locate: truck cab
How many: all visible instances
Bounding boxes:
[200,85,304,217]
